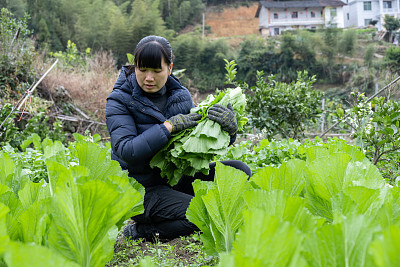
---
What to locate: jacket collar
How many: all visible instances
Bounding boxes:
[128,73,183,103]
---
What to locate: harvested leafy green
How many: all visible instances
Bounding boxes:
[150,87,248,186]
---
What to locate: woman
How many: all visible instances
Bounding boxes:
[106,35,251,241]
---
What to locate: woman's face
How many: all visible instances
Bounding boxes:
[135,58,173,93]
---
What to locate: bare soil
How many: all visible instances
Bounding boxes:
[107,224,216,266]
[205,3,259,38]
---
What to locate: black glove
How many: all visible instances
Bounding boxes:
[166,113,202,133]
[207,103,238,135]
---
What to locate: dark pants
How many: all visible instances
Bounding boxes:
[132,160,251,240]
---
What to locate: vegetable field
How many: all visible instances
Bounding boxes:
[190,139,399,266]
[0,134,144,266]
[1,133,400,266]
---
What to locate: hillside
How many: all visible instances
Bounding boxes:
[205,3,259,38]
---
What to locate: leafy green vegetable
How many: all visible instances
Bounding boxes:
[4,241,80,267]
[370,224,400,267]
[244,189,324,233]
[186,140,399,266]
[304,144,386,222]
[0,137,144,266]
[219,211,306,267]
[303,214,377,267]
[47,145,143,266]
[186,162,251,255]
[250,159,306,197]
[151,87,247,186]
[0,203,10,255]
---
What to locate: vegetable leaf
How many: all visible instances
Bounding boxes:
[370,225,400,267]
[0,203,10,254]
[150,87,247,186]
[4,241,80,267]
[219,211,306,267]
[186,162,251,255]
[250,159,306,197]
[303,214,377,267]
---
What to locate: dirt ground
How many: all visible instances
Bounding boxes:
[205,3,260,38]
[107,224,216,266]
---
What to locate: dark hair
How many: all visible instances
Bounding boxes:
[134,36,173,69]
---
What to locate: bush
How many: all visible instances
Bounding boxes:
[0,8,37,99]
[0,104,66,149]
[364,44,375,68]
[384,45,400,72]
[0,8,68,149]
[339,29,357,56]
[246,70,323,140]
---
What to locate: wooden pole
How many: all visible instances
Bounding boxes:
[17,59,59,110]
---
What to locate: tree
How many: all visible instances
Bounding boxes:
[384,15,400,43]
[74,0,112,50]
[339,29,357,57]
[106,4,132,65]
[172,33,232,92]
[364,44,375,68]
[384,45,400,72]
[0,0,27,18]
[25,0,77,50]
[37,17,51,45]
[129,0,166,49]
[159,0,203,31]
[237,36,279,85]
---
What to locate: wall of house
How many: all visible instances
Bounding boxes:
[269,8,323,21]
[258,6,270,30]
[256,2,390,36]
[348,0,381,28]
[337,7,346,27]
[266,7,325,36]
[342,2,358,27]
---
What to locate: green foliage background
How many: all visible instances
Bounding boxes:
[1,1,398,93]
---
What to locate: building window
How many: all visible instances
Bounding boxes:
[331,8,337,17]
[311,11,316,18]
[347,13,350,20]
[364,1,372,10]
[365,18,372,26]
[292,11,298,18]
[274,28,280,35]
[274,13,278,19]
[383,1,392,8]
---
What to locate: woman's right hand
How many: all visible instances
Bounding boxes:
[164,113,202,133]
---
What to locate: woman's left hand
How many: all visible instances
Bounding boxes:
[207,103,238,135]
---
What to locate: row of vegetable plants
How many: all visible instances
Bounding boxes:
[187,139,400,266]
[0,133,144,266]
[0,132,399,266]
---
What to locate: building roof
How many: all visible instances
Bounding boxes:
[256,0,346,17]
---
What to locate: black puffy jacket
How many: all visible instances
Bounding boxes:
[105,66,195,187]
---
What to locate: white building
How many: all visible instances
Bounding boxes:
[255,0,346,36]
[342,0,400,30]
